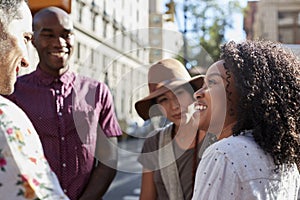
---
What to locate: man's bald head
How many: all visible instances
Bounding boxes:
[31,6,75,77]
[33,7,73,32]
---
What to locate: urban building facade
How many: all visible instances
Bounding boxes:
[244,0,300,44]
[71,0,150,131]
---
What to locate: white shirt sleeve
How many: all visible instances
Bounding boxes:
[192,145,241,200]
[192,135,300,200]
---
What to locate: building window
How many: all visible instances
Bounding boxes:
[77,1,85,23]
[121,90,125,113]
[121,32,125,49]
[113,10,117,43]
[278,11,300,44]
[92,14,97,31]
[279,28,294,44]
[90,49,95,65]
[103,55,109,85]
[77,42,81,60]
[103,20,108,38]
[91,2,100,32]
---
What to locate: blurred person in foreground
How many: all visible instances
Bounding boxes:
[8,6,122,200]
[136,58,215,200]
[0,0,68,199]
[192,40,300,200]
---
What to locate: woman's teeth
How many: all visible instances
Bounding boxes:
[195,104,207,111]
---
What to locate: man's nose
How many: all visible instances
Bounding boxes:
[53,37,67,48]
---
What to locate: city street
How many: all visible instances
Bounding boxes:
[103,138,145,200]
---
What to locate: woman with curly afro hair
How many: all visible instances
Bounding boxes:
[192,40,299,200]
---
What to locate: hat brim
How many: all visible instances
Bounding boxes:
[135,75,204,120]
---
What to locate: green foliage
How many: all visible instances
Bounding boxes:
[181,0,243,70]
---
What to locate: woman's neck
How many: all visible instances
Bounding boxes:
[218,122,236,140]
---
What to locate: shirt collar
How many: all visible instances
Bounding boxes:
[35,67,75,86]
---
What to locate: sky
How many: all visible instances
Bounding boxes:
[224,0,248,41]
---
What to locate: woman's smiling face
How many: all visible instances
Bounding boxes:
[193,60,238,135]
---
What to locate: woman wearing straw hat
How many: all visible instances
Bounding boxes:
[136,58,214,200]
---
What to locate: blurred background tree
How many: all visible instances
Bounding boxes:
[175,0,243,70]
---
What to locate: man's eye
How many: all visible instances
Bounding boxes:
[62,32,74,39]
[41,34,54,38]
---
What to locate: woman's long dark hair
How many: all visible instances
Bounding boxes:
[220,40,300,168]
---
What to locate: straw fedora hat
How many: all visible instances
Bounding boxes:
[135,58,204,120]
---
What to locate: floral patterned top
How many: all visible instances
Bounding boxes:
[0,96,69,200]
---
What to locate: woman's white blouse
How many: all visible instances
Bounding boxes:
[192,133,299,200]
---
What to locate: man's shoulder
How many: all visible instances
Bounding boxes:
[74,74,112,96]
[75,74,107,86]
[17,71,36,82]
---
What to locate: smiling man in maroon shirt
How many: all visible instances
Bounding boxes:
[8,6,122,200]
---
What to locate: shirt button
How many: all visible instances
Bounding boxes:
[61,136,65,141]
[58,112,63,116]
[62,163,66,167]
[55,89,60,94]
[63,189,67,193]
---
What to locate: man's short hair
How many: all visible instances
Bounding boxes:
[0,0,26,29]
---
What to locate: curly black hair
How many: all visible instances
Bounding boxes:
[220,40,300,169]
